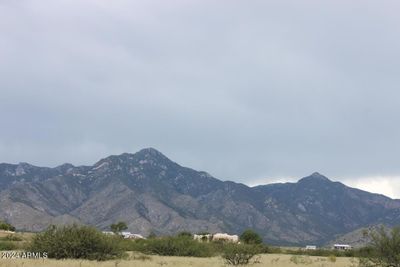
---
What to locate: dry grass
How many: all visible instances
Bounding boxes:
[0,253,356,267]
[0,231,34,250]
[0,231,35,240]
[0,232,13,239]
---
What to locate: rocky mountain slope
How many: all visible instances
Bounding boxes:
[1,148,400,245]
[326,225,386,248]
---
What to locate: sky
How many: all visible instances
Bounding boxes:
[1,0,400,198]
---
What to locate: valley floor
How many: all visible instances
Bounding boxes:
[0,253,356,267]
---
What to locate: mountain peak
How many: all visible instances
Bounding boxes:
[299,172,331,183]
[134,148,171,162]
[310,172,326,178]
[138,147,163,156]
[92,148,173,169]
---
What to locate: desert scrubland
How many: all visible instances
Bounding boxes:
[0,253,355,267]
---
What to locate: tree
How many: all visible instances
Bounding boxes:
[29,224,125,260]
[360,226,400,267]
[222,243,262,265]
[110,221,128,234]
[0,220,16,232]
[240,229,263,245]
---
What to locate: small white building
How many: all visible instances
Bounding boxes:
[121,231,145,239]
[305,245,317,250]
[333,244,352,250]
[102,231,115,235]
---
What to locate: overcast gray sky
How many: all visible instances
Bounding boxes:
[1,0,400,197]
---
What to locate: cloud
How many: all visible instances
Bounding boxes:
[342,176,400,199]
[0,0,399,197]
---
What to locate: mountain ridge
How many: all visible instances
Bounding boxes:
[1,148,399,245]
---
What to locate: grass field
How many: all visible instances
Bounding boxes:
[0,231,35,240]
[0,253,357,267]
[0,231,34,250]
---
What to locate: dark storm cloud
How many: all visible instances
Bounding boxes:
[1,1,400,196]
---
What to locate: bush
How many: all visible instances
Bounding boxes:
[0,241,17,250]
[110,221,128,234]
[222,243,262,265]
[240,229,263,245]
[359,226,400,267]
[4,234,23,241]
[147,236,213,257]
[29,224,126,261]
[127,236,214,257]
[328,254,337,262]
[290,255,313,265]
[0,221,15,232]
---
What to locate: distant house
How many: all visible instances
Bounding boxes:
[102,231,115,235]
[333,244,352,250]
[121,231,145,239]
[102,230,145,239]
[305,245,317,250]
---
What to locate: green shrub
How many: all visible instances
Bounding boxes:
[222,243,262,265]
[358,226,400,267]
[328,254,337,262]
[0,221,15,232]
[344,249,356,257]
[240,229,263,245]
[290,255,313,265]
[4,234,23,241]
[357,246,375,258]
[127,236,214,257]
[149,236,213,257]
[110,221,128,234]
[29,224,126,261]
[0,241,17,250]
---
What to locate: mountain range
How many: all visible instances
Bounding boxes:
[1,148,399,246]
